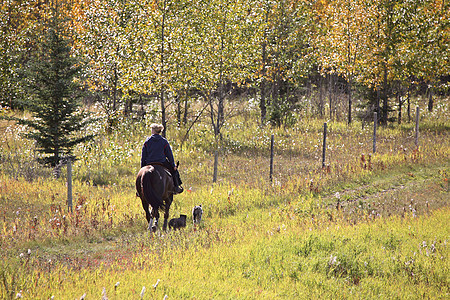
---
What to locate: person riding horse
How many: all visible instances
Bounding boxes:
[140,123,183,194]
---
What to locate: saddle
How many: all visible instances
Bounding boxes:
[148,162,172,177]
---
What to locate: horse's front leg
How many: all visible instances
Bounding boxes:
[162,196,173,231]
[140,197,151,225]
[162,218,168,231]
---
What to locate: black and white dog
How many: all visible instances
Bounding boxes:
[192,205,203,224]
[168,214,187,230]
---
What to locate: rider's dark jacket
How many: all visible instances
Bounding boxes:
[140,134,175,168]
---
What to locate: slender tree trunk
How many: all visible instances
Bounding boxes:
[319,76,324,117]
[346,5,352,125]
[160,0,167,137]
[176,93,181,126]
[260,40,267,126]
[217,16,225,134]
[382,66,388,125]
[407,85,411,122]
[113,66,117,111]
[427,84,434,112]
[272,47,280,105]
[139,94,145,118]
[183,97,188,125]
[124,97,132,116]
[208,91,220,183]
[213,150,218,183]
[328,73,334,120]
[376,86,380,123]
[397,91,402,125]
[259,0,270,126]
[160,90,166,137]
[347,75,352,124]
[218,83,224,127]
[4,4,12,108]
[209,84,223,185]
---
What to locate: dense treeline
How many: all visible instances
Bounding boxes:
[1,0,449,128]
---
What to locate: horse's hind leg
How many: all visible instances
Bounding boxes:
[140,198,156,232]
[150,209,159,232]
[140,198,151,224]
[148,218,154,231]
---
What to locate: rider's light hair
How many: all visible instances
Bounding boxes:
[150,123,164,134]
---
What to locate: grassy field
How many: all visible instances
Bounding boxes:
[0,98,449,299]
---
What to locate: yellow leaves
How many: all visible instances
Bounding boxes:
[3,0,445,98]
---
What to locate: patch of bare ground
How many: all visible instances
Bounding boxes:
[323,164,449,221]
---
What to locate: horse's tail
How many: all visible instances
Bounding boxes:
[142,168,164,211]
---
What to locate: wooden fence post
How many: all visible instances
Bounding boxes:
[213,150,218,183]
[67,157,73,213]
[322,123,327,168]
[270,134,274,182]
[373,112,377,153]
[415,106,420,148]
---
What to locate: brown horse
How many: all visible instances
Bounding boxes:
[136,164,174,232]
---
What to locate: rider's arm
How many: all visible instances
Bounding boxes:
[141,142,147,168]
[164,141,175,168]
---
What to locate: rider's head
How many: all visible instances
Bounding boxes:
[150,123,164,135]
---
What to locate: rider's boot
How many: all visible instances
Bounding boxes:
[173,169,183,194]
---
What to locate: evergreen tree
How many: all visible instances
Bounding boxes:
[17,12,93,167]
